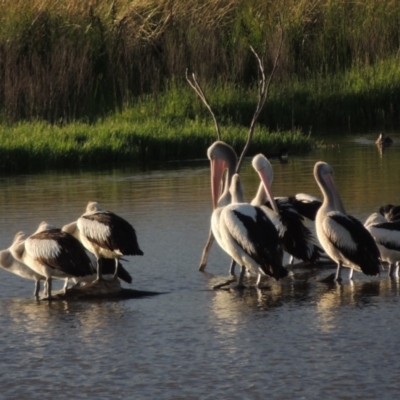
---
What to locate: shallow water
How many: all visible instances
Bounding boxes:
[1,132,400,399]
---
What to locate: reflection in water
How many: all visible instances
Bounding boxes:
[2,298,126,349]
[316,280,384,332]
[1,135,400,398]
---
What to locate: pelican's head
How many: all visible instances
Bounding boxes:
[207,141,237,209]
[35,221,57,233]
[86,201,104,213]
[252,154,279,214]
[314,161,346,213]
[229,173,244,203]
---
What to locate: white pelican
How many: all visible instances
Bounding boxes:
[208,141,287,287]
[10,222,95,298]
[365,213,400,278]
[251,154,323,265]
[0,232,45,297]
[314,161,380,281]
[62,202,143,281]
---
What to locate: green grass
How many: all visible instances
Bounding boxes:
[0,96,314,173]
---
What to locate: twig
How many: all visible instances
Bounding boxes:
[236,18,284,173]
[186,69,222,141]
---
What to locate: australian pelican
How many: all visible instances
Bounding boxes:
[0,232,45,297]
[10,222,95,298]
[365,213,400,278]
[208,141,287,287]
[314,162,380,281]
[379,204,400,222]
[251,154,323,265]
[62,202,143,281]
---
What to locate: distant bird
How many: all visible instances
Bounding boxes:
[208,142,287,287]
[251,154,323,265]
[376,133,393,146]
[314,161,380,281]
[10,222,95,299]
[264,148,289,163]
[365,213,400,278]
[62,202,143,281]
[379,204,400,222]
[0,232,45,297]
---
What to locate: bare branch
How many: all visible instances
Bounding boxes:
[236,18,284,173]
[186,69,222,141]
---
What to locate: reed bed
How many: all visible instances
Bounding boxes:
[0,0,399,130]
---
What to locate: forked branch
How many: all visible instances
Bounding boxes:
[185,69,222,141]
[236,20,284,173]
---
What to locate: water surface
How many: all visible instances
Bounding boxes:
[0,132,400,399]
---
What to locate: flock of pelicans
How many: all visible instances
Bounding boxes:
[0,202,143,299]
[0,138,399,299]
[205,140,400,287]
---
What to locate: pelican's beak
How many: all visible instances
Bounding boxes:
[210,158,227,209]
[256,165,279,215]
[324,171,346,214]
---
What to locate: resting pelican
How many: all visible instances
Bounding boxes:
[314,162,380,281]
[0,232,45,297]
[365,213,400,278]
[208,142,287,287]
[63,202,143,281]
[286,193,322,221]
[10,222,95,298]
[251,154,323,265]
[379,204,400,222]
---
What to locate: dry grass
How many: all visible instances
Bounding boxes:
[0,0,398,124]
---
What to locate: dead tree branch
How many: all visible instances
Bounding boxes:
[186,69,222,141]
[236,20,284,173]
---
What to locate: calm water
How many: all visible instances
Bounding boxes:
[1,132,400,399]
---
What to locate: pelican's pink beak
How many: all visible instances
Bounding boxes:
[257,166,279,214]
[323,170,346,214]
[210,158,227,209]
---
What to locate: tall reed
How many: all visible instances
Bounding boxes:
[0,0,399,128]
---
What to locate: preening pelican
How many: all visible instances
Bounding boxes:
[63,202,143,281]
[0,232,45,297]
[365,213,400,278]
[208,142,287,287]
[10,222,95,298]
[251,154,323,265]
[314,162,380,281]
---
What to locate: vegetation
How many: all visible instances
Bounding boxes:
[0,92,312,172]
[0,0,399,170]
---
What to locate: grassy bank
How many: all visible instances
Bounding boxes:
[0,0,399,131]
[0,93,313,172]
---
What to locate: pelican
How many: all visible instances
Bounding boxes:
[62,202,143,281]
[0,232,45,297]
[10,221,95,298]
[251,154,323,265]
[208,141,287,287]
[314,161,380,281]
[365,213,400,278]
[379,204,400,222]
[286,193,322,221]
